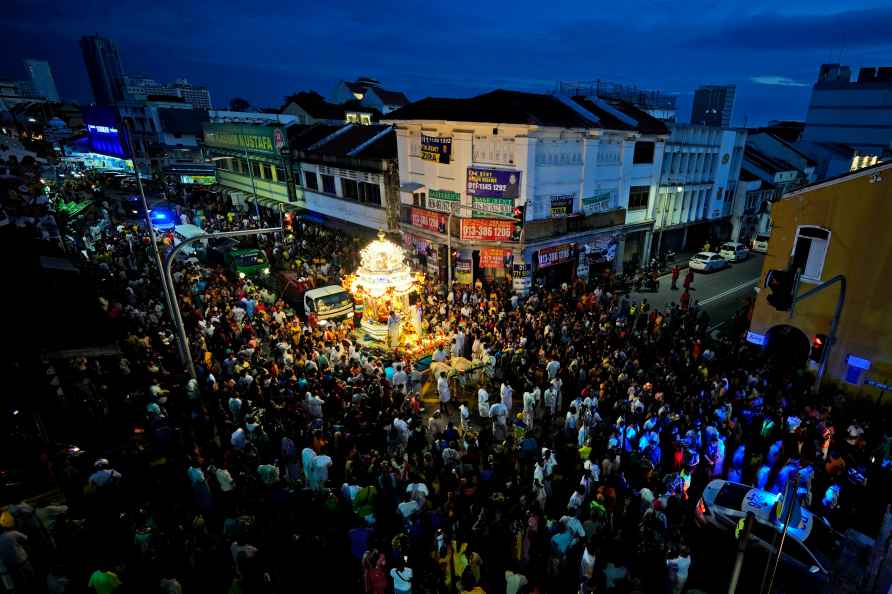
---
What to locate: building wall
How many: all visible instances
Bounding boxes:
[802,85,892,152]
[24,60,59,102]
[748,163,892,387]
[296,162,390,230]
[691,86,735,127]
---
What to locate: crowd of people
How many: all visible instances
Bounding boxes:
[2,166,891,594]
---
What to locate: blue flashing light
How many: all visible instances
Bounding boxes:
[150,209,172,221]
[846,355,871,370]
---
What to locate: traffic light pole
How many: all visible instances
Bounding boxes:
[789,274,846,391]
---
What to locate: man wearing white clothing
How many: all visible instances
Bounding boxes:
[500,382,513,412]
[546,357,560,380]
[477,388,490,418]
[437,372,452,415]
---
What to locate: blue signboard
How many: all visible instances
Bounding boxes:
[467,167,521,198]
[82,106,127,159]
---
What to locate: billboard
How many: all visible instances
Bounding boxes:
[420,135,452,164]
[467,167,521,198]
[82,105,127,159]
[480,248,512,269]
[550,194,575,218]
[537,243,576,268]
[409,207,447,233]
[472,196,513,218]
[460,218,519,242]
[203,123,287,157]
[426,189,460,213]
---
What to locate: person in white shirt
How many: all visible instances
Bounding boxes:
[459,402,470,433]
[437,372,452,414]
[305,393,324,420]
[667,546,691,594]
[500,382,513,412]
[432,346,447,363]
[546,358,560,380]
[505,565,528,594]
[390,559,413,594]
[522,390,537,430]
[489,402,508,433]
[477,388,490,418]
[392,364,408,395]
[580,542,597,594]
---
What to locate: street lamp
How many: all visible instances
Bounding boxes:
[165,226,282,379]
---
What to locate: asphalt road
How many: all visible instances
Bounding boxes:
[628,254,765,330]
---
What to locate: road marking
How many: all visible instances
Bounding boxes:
[698,278,759,306]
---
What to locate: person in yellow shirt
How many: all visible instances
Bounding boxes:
[460,570,486,594]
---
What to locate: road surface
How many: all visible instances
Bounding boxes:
[627,254,765,329]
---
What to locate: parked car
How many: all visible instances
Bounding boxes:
[719,241,750,262]
[688,252,728,272]
[695,480,842,579]
[752,233,770,253]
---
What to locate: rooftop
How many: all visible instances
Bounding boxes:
[368,88,409,107]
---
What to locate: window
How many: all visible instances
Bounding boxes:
[342,178,358,200]
[304,171,318,191]
[633,141,655,164]
[321,174,336,195]
[413,192,425,207]
[251,161,261,178]
[293,169,302,186]
[359,182,381,205]
[792,226,830,282]
[274,166,286,183]
[628,186,650,210]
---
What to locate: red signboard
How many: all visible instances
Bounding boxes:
[460,218,515,242]
[480,248,511,269]
[537,243,575,268]
[410,207,446,233]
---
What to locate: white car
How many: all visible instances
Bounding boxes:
[688,252,728,272]
[719,241,750,262]
[695,480,841,578]
[752,234,770,254]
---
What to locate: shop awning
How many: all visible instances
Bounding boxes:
[400,181,426,193]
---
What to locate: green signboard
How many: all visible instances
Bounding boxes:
[427,189,460,212]
[472,195,513,218]
[203,123,288,157]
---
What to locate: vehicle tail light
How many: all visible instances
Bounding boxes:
[696,499,708,515]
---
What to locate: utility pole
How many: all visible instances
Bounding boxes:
[164,227,281,379]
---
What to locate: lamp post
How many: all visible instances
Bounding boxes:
[164,226,282,379]
[121,118,180,357]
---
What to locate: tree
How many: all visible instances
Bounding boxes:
[228,97,251,112]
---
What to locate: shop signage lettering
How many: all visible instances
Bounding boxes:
[582,191,613,214]
[204,124,282,156]
[421,135,452,164]
[467,167,521,198]
[460,218,519,242]
[537,243,575,268]
[512,263,530,278]
[480,248,511,269]
[472,196,514,218]
[410,207,447,233]
[427,189,460,213]
[455,259,473,285]
[550,194,575,218]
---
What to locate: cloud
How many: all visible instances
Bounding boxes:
[681,6,892,50]
[750,76,809,87]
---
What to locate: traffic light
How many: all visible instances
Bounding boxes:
[810,334,828,362]
[512,205,525,221]
[764,269,795,311]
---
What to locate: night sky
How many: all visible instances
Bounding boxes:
[3,0,892,125]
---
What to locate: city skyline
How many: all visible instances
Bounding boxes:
[2,0,892,124]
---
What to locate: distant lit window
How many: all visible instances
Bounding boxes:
[791,225,830,282]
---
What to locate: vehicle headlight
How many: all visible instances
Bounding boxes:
[263,267,270,275]
[238,272,246,279]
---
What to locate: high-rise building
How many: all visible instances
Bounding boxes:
[801,64,892,154]
[23,59,60,102]
[80,35,125,105]
[123,76,212,109]
[691,84,736,127]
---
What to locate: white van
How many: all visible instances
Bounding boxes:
[752,233,770,254]
[719,241,749,262]
[173,224,207,257]
[304,285,354,321]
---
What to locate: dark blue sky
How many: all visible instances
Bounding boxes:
[3,0,892,125]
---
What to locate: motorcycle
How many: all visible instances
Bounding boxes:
[634,273,660,292]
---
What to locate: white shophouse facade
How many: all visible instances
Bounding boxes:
[387,90,668,291]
